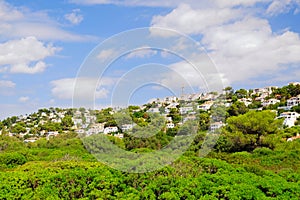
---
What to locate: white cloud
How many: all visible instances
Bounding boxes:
[0,80,15,95]
[266,0,300,15]
[0,1,94,41]
[0,80,15,88]
[151,4,242,36]
[19,96,29,103]
[70,0,186,7]
[64,9,84,25]
[51,77,115,100]
[69,0,272,8]
[149,2,300,86]
[0,37,60,74]
[97,49,119,60]
[202,17,300,83]
[125,46,157,59]
[0,1,23,21]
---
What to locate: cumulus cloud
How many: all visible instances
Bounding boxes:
[0,37,60,74]
[149,2,300,86]
[69,0,276,9]
[125,46,157,59]
[64,9,84,25]
[0,80,15,95]
[0,1,94,41]
[0,80,15,88]
[266,0,300,15]
[19,96,29,103]
[151,4,242,36]
[202,17,300,83]
[97,49,120,60]
[51,77,115,100]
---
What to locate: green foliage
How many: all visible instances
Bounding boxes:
[248,101,262,109]
[291,105,300,113]
[61,116,74,130]
[2,156,299,199]
[235,89,248,98]
[273,84,300,101]
[211,104,228,122]
[0,152,27,168]
[10,122,27,134]
[219,111,283,152]
[168,108,181,124]
[198,112,210,131]
[227,101,249,116]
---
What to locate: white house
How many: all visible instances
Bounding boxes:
[121,124,134,132]
[75,129,85,134]
[164,96,177,104]
[46,131,59,140]
[210,122,224,132]
[287,134,300,142]
[287,95,300,107]
[166,123,175,129]
[24,138,38,143]
[114,133,124,139]
[238,98,252,107]
[165,116,173,122]
[262,99,280,107]
[104,126,118,134]
[148,108,160,113]
[179,106,193,114]
[278,112,300,127]
[197,101,214,111]
[166,103,179,109]
[86,123,105,135]
[289,82,300,86]
[183,115,196,122]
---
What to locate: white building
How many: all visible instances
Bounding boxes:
[46,131,59,140]
[86,123,105,135]
[166,123,175,129]
[262,99,280,107]
[121,124,134,132]
[197,101,214,111]
[114,133,124,139]
[165,116,173,122]
[238,98,253,107]
[104,126,119,134]
[179,106,193,114]
[210,122,224,132]
[287,95,300,107]
[24,138,38,143]
[164,96,177,104]
[148,108,160,113]
[278,112,300,127]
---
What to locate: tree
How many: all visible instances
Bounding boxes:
[211,104,228,122]
[220,111,283,152]
[224,86,234,99]
[198,112,210,131]
[248,101,262,109]
[168,108,181,124]
[291,105,300,113]
[61,116,74,130]
[235,89,248,98]
[11,122,26,134]
[227,101,249,116]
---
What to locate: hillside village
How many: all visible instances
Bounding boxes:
[0,82,299,143]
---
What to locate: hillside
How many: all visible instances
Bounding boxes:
[0,82,300,199]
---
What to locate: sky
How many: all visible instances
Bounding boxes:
[0,0,300,119]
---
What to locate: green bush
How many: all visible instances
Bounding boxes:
[0,152,27,168]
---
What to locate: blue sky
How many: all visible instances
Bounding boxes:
[0,0,300,119]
